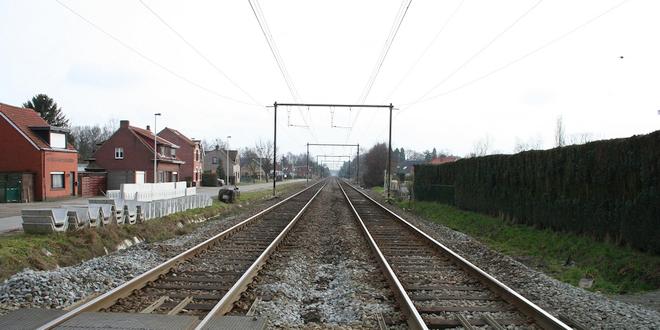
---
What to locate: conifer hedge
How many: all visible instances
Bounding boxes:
[414,131,660,253]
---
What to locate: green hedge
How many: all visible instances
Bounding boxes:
[414,131,660,253]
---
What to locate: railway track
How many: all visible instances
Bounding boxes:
[37,180,326,329]
[338,179,572,330]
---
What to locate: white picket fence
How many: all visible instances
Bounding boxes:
[22,183,212,234]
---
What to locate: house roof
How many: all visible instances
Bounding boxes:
[430,156,460,165]
[158,127,196,146]
[205,149,239,162]
[0,102,75,151]
[130,126,179,149]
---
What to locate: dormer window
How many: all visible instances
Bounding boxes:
[49,132,66,149]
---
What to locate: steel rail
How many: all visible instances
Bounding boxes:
[336,179,427,330]
[196,180,328,328]
[37,180,324,330]
[339,179,572,330]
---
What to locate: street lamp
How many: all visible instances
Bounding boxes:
[226,135,231,186]
[154,113,161,183]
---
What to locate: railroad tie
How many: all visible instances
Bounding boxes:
[456,313,476,330]
[140,296,168,313]
[167,296,192,315]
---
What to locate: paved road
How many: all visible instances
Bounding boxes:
[197,179,306,197]
[0,179,307,234]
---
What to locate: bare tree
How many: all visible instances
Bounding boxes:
[70,120,118,161]
[568,132,594,145]
[471,135,492,157]
[513,135,543,153]
[201,138,227,152]
[555,116,566,147]
[255,139,275,181]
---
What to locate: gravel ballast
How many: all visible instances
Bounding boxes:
[0,183,306,316]
[363,187,660,329]
[232,181,405,328]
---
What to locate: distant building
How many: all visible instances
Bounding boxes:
[204,146,240,184]
[0,102,78,202]
[93,120,184,190]
[429,156,460,165]
[158,127,203,187]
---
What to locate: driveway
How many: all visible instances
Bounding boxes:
[0,179,307,234]
[0,197,90,234]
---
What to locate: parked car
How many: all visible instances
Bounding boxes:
[217,178,225,186]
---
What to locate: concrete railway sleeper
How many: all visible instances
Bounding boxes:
[338,179,572,330]
[37,180,327,329]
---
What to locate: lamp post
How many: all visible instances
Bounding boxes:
[226,136,231,186]
[153,113,161,183]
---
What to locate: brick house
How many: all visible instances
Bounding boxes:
[157,127,203,187]
[93,120,184,190]
[0,102,78,202]
[204,146,241,184]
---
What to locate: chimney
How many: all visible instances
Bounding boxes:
[120,120,129,128]
[146,125,151,131]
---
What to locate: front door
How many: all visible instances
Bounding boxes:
[70,172,76,196]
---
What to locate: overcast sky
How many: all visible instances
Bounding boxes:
[1,0,659,167]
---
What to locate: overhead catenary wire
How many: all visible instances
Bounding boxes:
[248,0,317,141]
[399,0,632,111]
[346,0,412,142]
[404,0,544,106]
[55,0,260,107]
[138,0,262,106]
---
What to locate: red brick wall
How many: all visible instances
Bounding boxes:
[79,173,106,197]
[95,124,181,183]
[157,130,201,186]
[95,125,154,181]
[43,150,78,200]
[0,117,78,200]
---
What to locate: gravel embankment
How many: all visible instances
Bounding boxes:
[0,183,307,316]
[232,181,405,329]
[363,188,660,329]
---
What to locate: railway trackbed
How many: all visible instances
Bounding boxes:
[35,180,327,329]
[338,179,572,330]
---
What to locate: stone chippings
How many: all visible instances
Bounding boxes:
[0,186,304,317]
[365,189,660,329]
[235,182,405,329]
[0,246,163,314]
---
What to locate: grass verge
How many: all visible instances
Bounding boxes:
[0,183,305,281]
[382,194,660,294]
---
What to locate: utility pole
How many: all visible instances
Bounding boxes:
[306,143,309,183]
[356,144,360,186]
[273,102,277,197]
[153,113,161,183]
[225,136,231,186]
[387,103,393,200]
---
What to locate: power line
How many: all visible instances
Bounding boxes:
[400,0,632,109]
[357,0,412,104]
[138,0,262,106]
[383,0,465,101]
[55,0,260,107]
[405,0,544,106]
[346,0,412,142]
[248,0,316,141]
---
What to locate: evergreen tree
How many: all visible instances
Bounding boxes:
[23,94,70,127]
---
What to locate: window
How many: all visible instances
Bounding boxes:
[51,172,64,189]
[49,133,66,149]
[212,157,218,164]
[171,148,176,157]
[115,147,124,159]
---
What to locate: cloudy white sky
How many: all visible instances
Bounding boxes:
[1,0,659,165]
